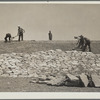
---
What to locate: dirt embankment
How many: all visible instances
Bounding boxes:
[0,40,100,54]
[0,40,100,92]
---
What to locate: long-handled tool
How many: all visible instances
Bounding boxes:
[11,35,18,40]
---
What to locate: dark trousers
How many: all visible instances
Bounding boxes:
[18,34,23,41]
[82,43,91,52]
[49,35,52,40]
[5,36,11,42]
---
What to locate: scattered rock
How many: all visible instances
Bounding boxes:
[0,49,100,87]
[41,75,66,86]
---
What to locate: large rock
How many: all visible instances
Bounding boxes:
[91,74,100,87]
[79,73,89,87]
[67,74,79,81]
[65,74,79,87]
[40,75,66,86]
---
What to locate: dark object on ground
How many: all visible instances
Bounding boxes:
[87,76,95,87]
[4,33,11,42]
[18,25,25,41]
[48,31,52,40]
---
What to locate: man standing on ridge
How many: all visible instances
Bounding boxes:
[17,25,25,41]
[48,31,52,40]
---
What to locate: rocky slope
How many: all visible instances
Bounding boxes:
[0,49,100,86]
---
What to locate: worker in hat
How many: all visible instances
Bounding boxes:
[75,35,84,50]
[73,35,91,52]
[17,25,25,41]
[73,35,84,50]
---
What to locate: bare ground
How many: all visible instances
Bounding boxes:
[0,40,100,92]
[0,40,100,54]
[0,77,100,92]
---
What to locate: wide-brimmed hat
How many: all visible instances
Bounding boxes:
[18,25,20,27]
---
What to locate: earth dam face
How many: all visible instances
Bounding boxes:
[0,49,100,77]
[0,41,100,91]
[0,49,100,87]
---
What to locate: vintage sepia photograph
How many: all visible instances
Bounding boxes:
[0,2,100,98]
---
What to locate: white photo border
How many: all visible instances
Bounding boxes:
[0,1,100,99]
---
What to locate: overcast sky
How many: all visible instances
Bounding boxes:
[0,3,100,40]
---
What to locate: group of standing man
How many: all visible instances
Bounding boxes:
[4,25,25,42]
